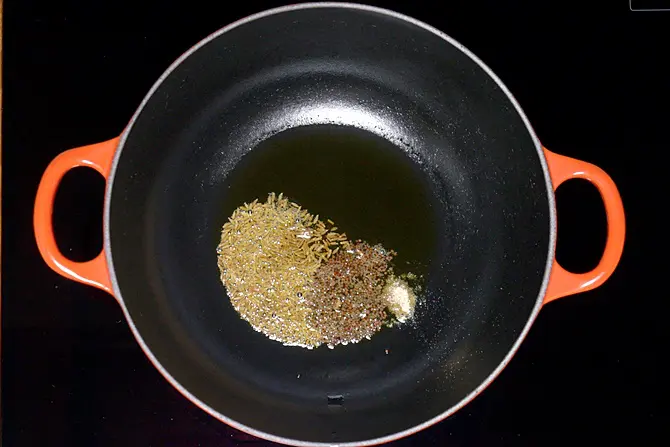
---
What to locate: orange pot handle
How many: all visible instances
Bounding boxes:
[543,148,625,304]
[33,137,120,295]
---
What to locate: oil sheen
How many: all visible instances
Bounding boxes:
[218,124,439,280]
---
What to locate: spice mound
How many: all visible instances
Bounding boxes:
[216,193,417,349]
[307,242,394,347]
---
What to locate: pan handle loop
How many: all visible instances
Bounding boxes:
[542,148,625,303]
[33,137,120,295]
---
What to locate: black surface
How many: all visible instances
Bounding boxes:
[109,6,548,442]
[2,0,663,445]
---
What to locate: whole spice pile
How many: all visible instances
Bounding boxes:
[216,193,349,348]
[306,242,395,347]
[216,192,417,349]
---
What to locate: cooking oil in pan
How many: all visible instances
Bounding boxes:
[220,124,439,269]
[217,124,439,347]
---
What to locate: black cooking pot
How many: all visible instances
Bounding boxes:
[34,3,625,446]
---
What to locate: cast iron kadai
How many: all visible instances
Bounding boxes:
[33,3,625,446]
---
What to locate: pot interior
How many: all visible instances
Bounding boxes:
[109,5,551,444]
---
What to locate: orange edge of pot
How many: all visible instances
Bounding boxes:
[542,147,625,303]
[32,141,626,302]
[33,137,119,295]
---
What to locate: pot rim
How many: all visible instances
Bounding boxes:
[103,3,556,446]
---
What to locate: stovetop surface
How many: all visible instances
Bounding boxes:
[2,1,664,445]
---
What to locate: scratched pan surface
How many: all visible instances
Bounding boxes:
[108,4,550,445]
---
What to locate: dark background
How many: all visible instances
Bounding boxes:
[2,0,664,445]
